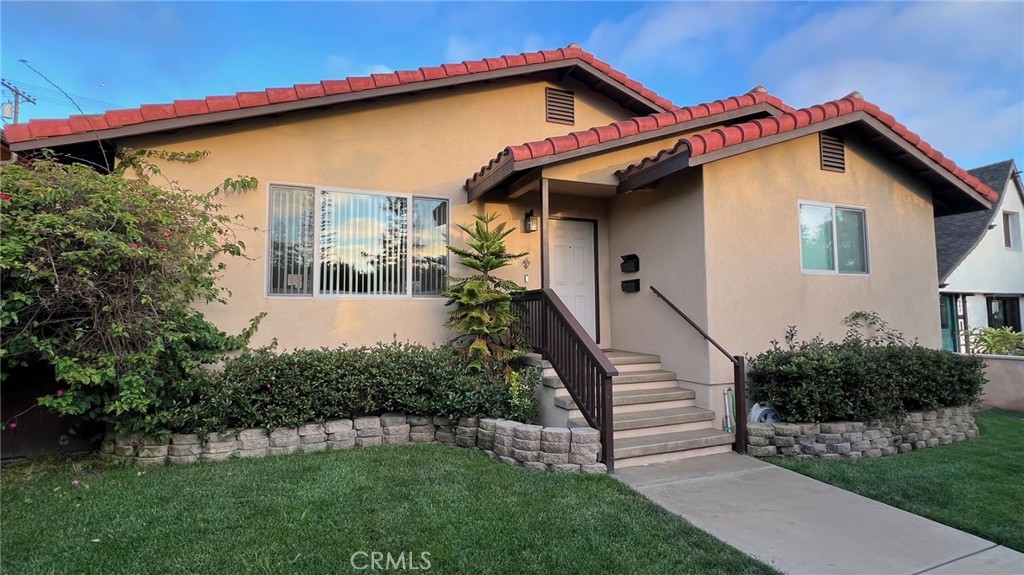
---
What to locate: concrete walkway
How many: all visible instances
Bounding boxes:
[615,453,1024,575]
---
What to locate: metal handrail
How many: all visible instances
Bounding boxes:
[649,285,748,453]
[650,286,737,366]
[515,288,618,470]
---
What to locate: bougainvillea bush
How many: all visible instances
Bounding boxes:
[0,155,260,434]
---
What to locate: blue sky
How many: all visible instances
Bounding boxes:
[2,1,1021,171]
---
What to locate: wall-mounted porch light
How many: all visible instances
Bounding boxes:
[524,210,538,233]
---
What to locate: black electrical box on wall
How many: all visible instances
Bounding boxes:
[621,279,640,293]
[620,254,640,273]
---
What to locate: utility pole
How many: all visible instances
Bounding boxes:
[1,79,37,123]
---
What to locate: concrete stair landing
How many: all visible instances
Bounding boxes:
[535,349,734,469]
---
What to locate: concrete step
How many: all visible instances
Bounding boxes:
[529,350,661,380]
[613,370,677,386]
[542,375,565,390]
[554,386,695,411]
[544,370,682,393]
[604,349,661,365]
[615,443,735,468]
[614,420,717,439]
[566,399,697,419]
[614,428,735,466]
[568,406,715,432]
[613,406,715,431]
[603,349,662,372]
[612,386,695,406]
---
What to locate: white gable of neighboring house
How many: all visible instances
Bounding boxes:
[942,165,1024,329]
[944,171,1024,293]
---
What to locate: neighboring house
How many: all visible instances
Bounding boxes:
[936,160,1024,351]
[4,46,995,467]
[1,132,12,164]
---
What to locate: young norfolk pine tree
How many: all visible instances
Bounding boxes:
[442,213,528,374]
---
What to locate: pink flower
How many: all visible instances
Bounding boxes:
[131,242,139,250]
[162,231,171,238]
[157,244,166,251]
[7,421,16,430]
[56,389,64,397]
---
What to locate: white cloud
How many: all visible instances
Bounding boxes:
[325,56,393,77]
[581,0,1022,167]
[584,2,767,72]
[445,36,481,62]
[521,33,546,54]
[445,34,550,63]
[754,2,1024,167]
[325,55,352,74]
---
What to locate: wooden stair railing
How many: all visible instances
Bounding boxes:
[515,289,619,471]
[650,286,748,453]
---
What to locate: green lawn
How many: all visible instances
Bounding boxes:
[1,444,778,575]
[770,409,1024,552]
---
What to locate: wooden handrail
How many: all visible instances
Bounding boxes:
[649,285,748,454]
[515,288,618,471]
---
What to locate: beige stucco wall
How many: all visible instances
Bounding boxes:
[123,76,636,350]
[981,355,1024,411]
[480,194,613,345]
[702,134,944,382]
[608,169,711,384]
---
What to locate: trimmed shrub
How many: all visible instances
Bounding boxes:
[748,313,986,423]
[163,342,541,435]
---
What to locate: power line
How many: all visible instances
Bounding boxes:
[1,79,36,123]
[16,60,110,169]
[2,78,124,110]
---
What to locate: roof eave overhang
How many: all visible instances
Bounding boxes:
[617,111,993,212]
[10,58,669,153]
[466,101,784,202]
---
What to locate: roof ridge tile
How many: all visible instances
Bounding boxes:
[465,86,794,189]
[6,46,682,144]
[615,95,997,204]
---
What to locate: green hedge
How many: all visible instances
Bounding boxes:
[162,342,540,434]
[748,316,986,423]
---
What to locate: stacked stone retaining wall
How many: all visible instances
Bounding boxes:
[102,413,607,474]
[746,406,977,459]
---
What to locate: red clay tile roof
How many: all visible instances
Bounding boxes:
[464,86,793,191]
[3,46,674,145]
[616,94,998,204]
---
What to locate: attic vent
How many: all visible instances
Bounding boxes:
[820,132,845,172]
[546,87,575,125]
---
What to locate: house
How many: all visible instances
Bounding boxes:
[3,45,995,469]
[936,159,1024,351]
[0,132,12,164]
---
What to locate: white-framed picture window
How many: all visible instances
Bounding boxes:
[267,184,449,297]
[799,201,868,274]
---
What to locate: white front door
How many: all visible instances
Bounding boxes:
[550,219,597,341]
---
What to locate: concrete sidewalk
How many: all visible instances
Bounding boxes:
[615,453,1024,575]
